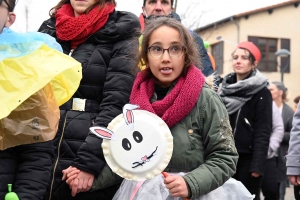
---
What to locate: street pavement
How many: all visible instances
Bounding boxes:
[285,187,296,200]
[260,186,295,200]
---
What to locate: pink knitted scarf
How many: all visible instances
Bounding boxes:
[130,65,205,128]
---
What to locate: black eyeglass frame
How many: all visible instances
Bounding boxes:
[0,0,12,12]
[147,45,186,59]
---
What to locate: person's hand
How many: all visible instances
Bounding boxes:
[289,175,300,186]
[251,172,261,177]
[62,166,80,182]
[70,170,95,197]
[164,175,188,197]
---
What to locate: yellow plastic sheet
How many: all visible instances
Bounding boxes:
[0,44,82,120]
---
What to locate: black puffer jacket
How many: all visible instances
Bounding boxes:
[225,78,272,176]
[38,10,140,199]
[0,141,54,200]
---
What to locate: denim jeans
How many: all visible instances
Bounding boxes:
[279,179,286,199]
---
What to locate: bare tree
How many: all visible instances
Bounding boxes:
[25,5,29,32]
[23,0,33,32]
[136,0,142,8]
[177,0,211,30]
[174,0,178,12]
[12,0,32,32]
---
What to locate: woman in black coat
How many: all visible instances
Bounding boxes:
[219,41,272,199]
[38,0,140,199]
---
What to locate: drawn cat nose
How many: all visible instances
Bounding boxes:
[141,156,148,161]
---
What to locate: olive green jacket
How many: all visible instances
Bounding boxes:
[91,84,238,198]
[162,84,238,198]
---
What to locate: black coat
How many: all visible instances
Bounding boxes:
[229,86,273,176]
[38,10,140,200]
[0,141,54,200]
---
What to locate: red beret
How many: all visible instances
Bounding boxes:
[238,41,261,62]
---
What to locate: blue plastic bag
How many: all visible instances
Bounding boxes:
[0,28,62,61]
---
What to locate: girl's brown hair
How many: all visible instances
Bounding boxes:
[49,0,116,18]
[140,17,201,75]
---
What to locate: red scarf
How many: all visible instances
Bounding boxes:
[56,3,115,49]
[130,66,205,128]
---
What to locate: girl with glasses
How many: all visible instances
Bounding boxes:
[112,17,253,200]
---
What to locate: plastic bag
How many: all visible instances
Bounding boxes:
[0,28,82,120]
[0,83,60,150]
[113,174,170,200]
[113,174,255,200]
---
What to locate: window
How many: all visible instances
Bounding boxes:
[248,36,290,73]
[211,41,224,74]
[248,36,277,72]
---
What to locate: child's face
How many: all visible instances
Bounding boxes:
[147,25,185,88]
[0,0,15,33]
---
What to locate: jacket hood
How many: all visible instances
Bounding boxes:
[89,11,140,44]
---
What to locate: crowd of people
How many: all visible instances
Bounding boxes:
[1,0,300,200]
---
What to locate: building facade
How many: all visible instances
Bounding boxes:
[196,0,300,108]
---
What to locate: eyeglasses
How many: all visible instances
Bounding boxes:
[0,0,12,11]
[147,45,186,58]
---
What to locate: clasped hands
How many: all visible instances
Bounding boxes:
[62,167,188,198]
[62,166,95,197]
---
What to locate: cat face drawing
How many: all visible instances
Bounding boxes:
[89,104,173,181]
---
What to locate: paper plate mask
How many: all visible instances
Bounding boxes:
[90,104,173,181]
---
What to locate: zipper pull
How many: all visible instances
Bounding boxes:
[244,118,250,126]
[69,49,74,56]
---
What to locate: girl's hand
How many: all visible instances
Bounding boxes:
[164,175,188,197]
[62,166,80,181]
[70,170,94,197]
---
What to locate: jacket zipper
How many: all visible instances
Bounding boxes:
[69,49,75,56]
[46,24,55,29]
[68,31,96,57]
[49,113,68,200]
[233,109,241,136]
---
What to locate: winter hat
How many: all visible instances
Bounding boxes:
[238,41,261,62]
